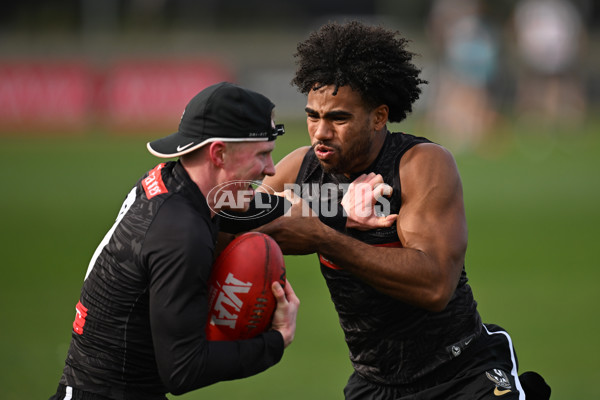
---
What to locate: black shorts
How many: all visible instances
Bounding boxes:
[343,324,529,400]
[49,384,111,400]
[48,384,168,400]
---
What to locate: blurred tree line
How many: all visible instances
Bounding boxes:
[1,0,597,34]
[1,0,598,137]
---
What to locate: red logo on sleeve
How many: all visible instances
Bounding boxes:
[142,163,168,199]
[73,301,88,335]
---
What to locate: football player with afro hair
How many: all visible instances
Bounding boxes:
[257,20,550,400]
[292,20,427,123]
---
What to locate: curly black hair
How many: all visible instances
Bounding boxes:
[292,21,427,123]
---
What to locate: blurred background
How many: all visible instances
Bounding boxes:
[1,0,598,144]
[0,1,598,399]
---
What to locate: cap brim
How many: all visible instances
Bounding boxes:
[146,132,269,158]
[146,131,206,158]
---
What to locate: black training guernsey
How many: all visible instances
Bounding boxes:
[295,132,482,386]
[57,161,284,399]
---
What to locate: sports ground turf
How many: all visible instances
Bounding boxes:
[0,118,598,399]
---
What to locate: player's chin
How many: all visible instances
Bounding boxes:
[320,160,342,174]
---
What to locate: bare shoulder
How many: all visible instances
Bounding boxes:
[277,145,312,166]
[399,142,463,204]
[402,142,456,166]
[400,142,459,179]
[263,146,312,192]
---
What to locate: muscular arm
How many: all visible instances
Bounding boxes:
[324,143,466,311]
[258,143,467,312]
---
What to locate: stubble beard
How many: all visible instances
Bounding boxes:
[315,134,372,175]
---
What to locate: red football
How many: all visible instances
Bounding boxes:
[206,232,286,341]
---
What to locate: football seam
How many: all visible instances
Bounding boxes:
[208,232,284,339]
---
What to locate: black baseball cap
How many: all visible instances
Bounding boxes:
[147,82,285,158]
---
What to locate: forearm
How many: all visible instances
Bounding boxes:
[157,331,284,394]
[151,291,285,394]
[220,192,348,233]
[201,331,285,385]
[314,224,457,312]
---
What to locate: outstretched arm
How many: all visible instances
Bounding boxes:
[261,146,396,231]
[257,143,467,312]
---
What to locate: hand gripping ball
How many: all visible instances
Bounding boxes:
[206,232,286,341]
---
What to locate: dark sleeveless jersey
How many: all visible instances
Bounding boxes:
[57,161,283,399]
[295,132,482,385]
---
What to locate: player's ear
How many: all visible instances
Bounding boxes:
[208,141,227,168]
[373,104,389,130]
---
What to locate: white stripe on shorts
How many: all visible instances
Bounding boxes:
[483,324,525,400]
[64,386,73,400]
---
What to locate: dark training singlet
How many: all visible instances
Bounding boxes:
[295,132,482,386]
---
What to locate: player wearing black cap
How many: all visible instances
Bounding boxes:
[49,82,299,400]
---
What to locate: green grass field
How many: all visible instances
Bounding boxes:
[0,119,598,399]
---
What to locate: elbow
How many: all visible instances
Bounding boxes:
[168,386,188,397]
[385,279,454,312]
[162,375,195,396]
[163,375,208,396]
[422,283,454,313]
[159,353,209,395]
[422,258,463,313]
[425,296,451,313]
[162,381,185,396]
